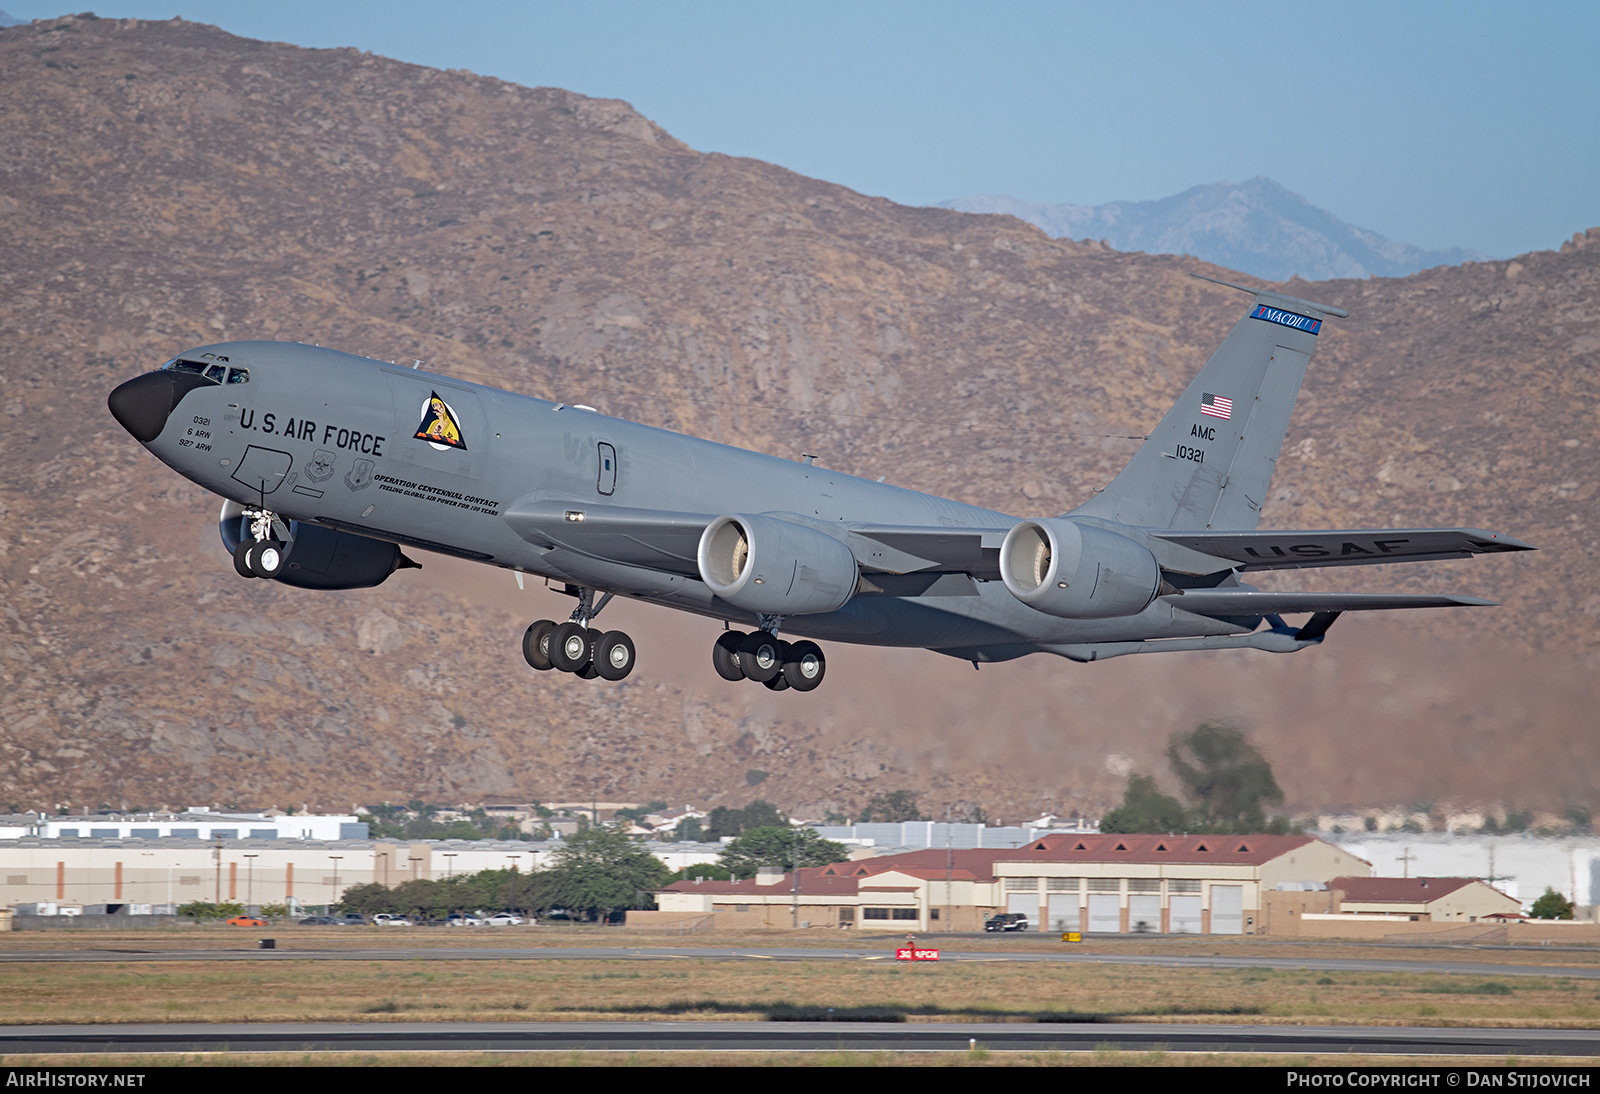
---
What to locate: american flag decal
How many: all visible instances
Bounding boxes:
[1200,393,1233,420]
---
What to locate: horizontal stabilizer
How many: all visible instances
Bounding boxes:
[1151,527,1533,572]
[1163,589,1496,618]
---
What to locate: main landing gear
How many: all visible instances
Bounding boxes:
[523,587,636,682]
[712,618,826,692]
[232,507,286,579]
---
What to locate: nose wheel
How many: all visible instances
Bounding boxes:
[231,506,286,580]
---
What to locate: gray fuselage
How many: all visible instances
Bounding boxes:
[130,340,1249,661]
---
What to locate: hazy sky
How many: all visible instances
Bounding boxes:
[9,1,1597,257]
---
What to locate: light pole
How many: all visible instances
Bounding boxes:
[243,854,258,909]
[329,855,343,913]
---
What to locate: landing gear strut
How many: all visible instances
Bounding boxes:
[711,619,826,693]
[233,506,286,579]
[523,586,636,682]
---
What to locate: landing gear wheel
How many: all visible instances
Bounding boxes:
[782,640,826,692]
[550,622,593,673]
[247,540,286,579]
[739,630,783,684]
[712,631,746,682]
[763,673,791,691]
[522,620,557,671]
[595,630,636,681]
[233,540,258,579]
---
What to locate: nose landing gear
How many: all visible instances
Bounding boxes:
[231,506,286,579]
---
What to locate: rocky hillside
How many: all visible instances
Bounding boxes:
[1,15,1596,822]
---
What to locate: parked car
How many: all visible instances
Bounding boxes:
[335,913,366,926]
[984,913,1029,932]
[298,915,337,926]
[484,913,525,926]
[372,914,412,926]
[446,913,484,927]
[226,915,268,927]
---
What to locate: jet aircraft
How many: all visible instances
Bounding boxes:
[108,276,1531,692]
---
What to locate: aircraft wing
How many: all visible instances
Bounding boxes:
[1150,528,1533,571]
[1163,590,1497,617]
[502,500,713,577]
[843,524,1009,578]
[503,501,1012,582]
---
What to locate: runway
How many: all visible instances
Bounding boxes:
[3,944,1598,982]
[2,1020,1598,1055]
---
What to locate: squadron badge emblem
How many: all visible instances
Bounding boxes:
[414,392,467,451]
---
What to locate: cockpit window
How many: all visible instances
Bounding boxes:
[162,358,247,384]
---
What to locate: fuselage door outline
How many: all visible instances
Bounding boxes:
[597,441,617,496]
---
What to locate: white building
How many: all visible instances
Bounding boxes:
[1330,833,1600,911]
[0,808,365,842]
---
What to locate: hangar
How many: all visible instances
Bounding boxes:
[649,834,1373,933]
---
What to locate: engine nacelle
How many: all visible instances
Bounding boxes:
[999,518,1161,619]
[697,513,858,615]
[220,501,409,590]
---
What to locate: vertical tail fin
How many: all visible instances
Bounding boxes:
[1071,275,1347,531]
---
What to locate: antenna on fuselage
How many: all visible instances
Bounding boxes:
[413,360,423,370]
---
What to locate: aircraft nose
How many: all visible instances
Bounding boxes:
[107,370,214,443]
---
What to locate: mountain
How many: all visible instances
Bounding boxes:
[940,179,1492,281]
[2,15,1597,823]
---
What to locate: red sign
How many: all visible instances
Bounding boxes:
[895,947,940,961]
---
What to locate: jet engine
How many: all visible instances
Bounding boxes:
[697,514,858,615]
[999,518,1161,619]
[219,500,412,590]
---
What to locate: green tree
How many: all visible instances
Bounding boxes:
[1530,887,1575,920]
[613,801,670,825]
[538,826,671,922]
[1167,721,1285,832]
[666,863,733,883]
[677,816,706,842]
[336,882,400,916]
[1099,774,1191,834]
[175,901,245,921]
[718,826,851,880]
[705,800,786,840]
[859,790,927,823]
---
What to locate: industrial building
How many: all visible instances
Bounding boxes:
[647,833,1373,933]
[0,838,550,913]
